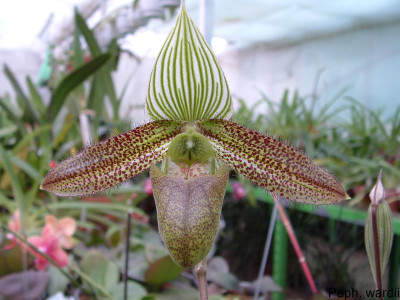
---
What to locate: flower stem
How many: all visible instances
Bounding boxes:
[273,194,317,294]
[254,201,278,300]
[195,258,208,300]
[124,211,132,300]
[371,204,383,299]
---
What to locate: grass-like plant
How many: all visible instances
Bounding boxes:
[41,2,349,299]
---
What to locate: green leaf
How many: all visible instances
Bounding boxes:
[72,10,85,96]
[73,9,85,68]
[0,97,26,134]
[26,76,46,118]
[0,145,25,210]
[110,282,147,300]
[47,53,110,121]
[81,250,119,294]
[75,11,119,119]
[105,225,122,247]
[0,125,17,138]
[41,120,186,196]
[10,156,40,180]
[0,191,16,212]
[87,74,105,113]
[75,11,101,55]
[3,65,41,124]
[145,255,182,289]
[146,4,232,121]
[47,266,70,296]
[196,119,349,204]
[70,264,115,300]
[47,201,141,215]
[207,271,239,290]
[153,287,199,300]
[11,124,52,154]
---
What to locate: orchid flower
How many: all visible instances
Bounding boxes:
[41,3,348,272]
[27,224,69,270]
[45,214,76,249]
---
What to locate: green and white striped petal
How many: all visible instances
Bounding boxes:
[196,119,349,204]
[41,120,186,197]
[146,4,232,122]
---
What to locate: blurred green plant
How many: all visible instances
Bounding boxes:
[0,7,152,300]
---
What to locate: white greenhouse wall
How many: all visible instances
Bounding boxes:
[216,20,400,119]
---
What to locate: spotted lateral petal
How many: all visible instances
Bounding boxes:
[196,119,348,204]
[146,4,232,122]
[41,120,186,197]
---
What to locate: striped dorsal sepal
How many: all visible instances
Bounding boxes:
[146,4,232,122]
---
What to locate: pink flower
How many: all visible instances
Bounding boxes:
[143,178,153,195]
[28,225,69,270]
[45,215,76,249]
[232,182,247,200]
[5,210,27,251]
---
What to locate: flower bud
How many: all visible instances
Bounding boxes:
[150,159,229,268]
[365,171,393,286]
[369,170,385,205]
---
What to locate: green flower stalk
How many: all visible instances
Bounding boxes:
[41,2,348,275]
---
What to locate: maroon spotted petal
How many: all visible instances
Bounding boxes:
[196,119,349,204]
[41,120,186,196]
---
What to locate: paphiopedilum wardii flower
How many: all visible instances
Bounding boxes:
[41,3,349,269]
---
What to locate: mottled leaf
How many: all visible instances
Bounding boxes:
[196,119,348,204]
[41,120,186,196]
[146,4,232,122]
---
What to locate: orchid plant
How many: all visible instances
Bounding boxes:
[41,2,348,299]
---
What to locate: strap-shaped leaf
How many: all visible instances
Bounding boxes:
[146,4,232,122]
[196,119,348,204]
[41,120,186,196]
[47,54,110,121]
